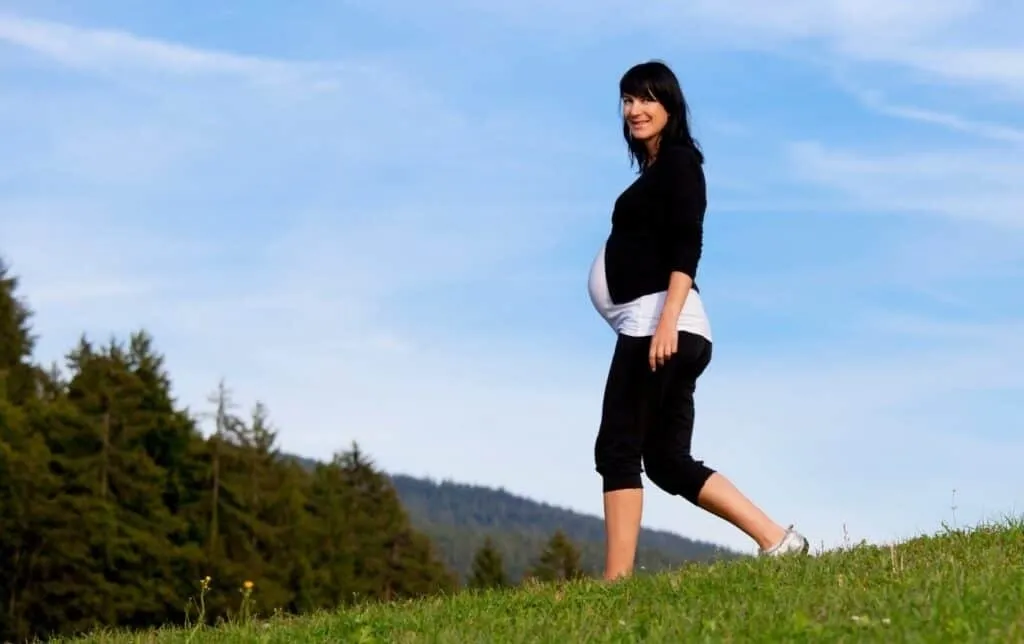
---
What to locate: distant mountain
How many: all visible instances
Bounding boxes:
[290,455,742,582]
[389,474,742,581]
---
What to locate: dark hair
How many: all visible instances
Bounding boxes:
[619,60,703,170]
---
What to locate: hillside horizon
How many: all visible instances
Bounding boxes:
[288,454,741,581]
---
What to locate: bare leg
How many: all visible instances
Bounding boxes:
[602,488,644,580]
[696,472,787,551]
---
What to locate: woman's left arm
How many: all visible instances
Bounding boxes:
[658,271,694,330]
[649,149,706,371]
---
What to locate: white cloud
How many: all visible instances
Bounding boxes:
[786,141,1024,227]
[684,0,976,43]
[357,0,1024,101]
[0,12,314,82]
[0,10,603,388]
[883,45,1024,97]
[394,0,974,42]
[692,1,1024,100]
[838,83,1024,145]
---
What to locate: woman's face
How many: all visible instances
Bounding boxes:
[622,93,668,142]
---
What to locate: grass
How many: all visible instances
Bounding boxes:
[67,519,1024,643]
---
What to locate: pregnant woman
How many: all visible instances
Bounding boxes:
[588,60,809,580]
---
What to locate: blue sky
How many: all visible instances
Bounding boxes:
[1,1,1022,555]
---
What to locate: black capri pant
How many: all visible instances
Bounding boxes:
[594,329,715,505]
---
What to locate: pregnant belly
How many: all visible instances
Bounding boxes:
[588,243,629,329]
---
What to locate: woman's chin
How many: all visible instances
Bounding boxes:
[630,127,660,142]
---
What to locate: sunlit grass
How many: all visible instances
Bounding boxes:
[66,519,1024,643]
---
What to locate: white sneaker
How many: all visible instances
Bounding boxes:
[760,525,809,557]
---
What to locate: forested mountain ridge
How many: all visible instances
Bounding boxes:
[391,473,742,581]
[291,457,742,581]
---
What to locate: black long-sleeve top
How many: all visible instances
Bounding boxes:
[603,144,706,305]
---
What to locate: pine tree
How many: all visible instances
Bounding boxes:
[527,530,585,583]
[0,259,37,404]
[258,455,313,616]
[205,379,234,558]
[11,389,112,638]
[0,398,63,642]
[339,444,458,601]
[303,454,359,609]
[468,536,509,589]
[302,444,458,608]
[210,399,296,618]
[59,336,194,628]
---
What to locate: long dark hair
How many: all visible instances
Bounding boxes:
[619,60,703,171]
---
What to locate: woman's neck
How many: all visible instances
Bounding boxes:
[644,136,661,167]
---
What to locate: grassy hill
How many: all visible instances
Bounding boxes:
[290,456,739,581]
[67,519,1024,642]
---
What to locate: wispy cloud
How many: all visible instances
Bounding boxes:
[357,0,1024,100]
[691,0,1024,100]
[0,12,314,81]
[786,141,1024,227]
[0,9,604,377]
[839,83,1024,145]
[685,0,976,43]
[886,45,1024,97]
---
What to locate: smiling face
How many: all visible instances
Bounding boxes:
[619,61,700,171]
[622,92,669,145]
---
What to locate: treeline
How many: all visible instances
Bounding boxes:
[0,260,587,642]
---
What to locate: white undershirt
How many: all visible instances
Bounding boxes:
[587,241,712,340]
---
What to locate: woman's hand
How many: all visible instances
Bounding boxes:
[649,320,678,371]
[650,271,693,371]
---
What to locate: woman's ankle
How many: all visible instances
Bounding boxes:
[756,523,788,551]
